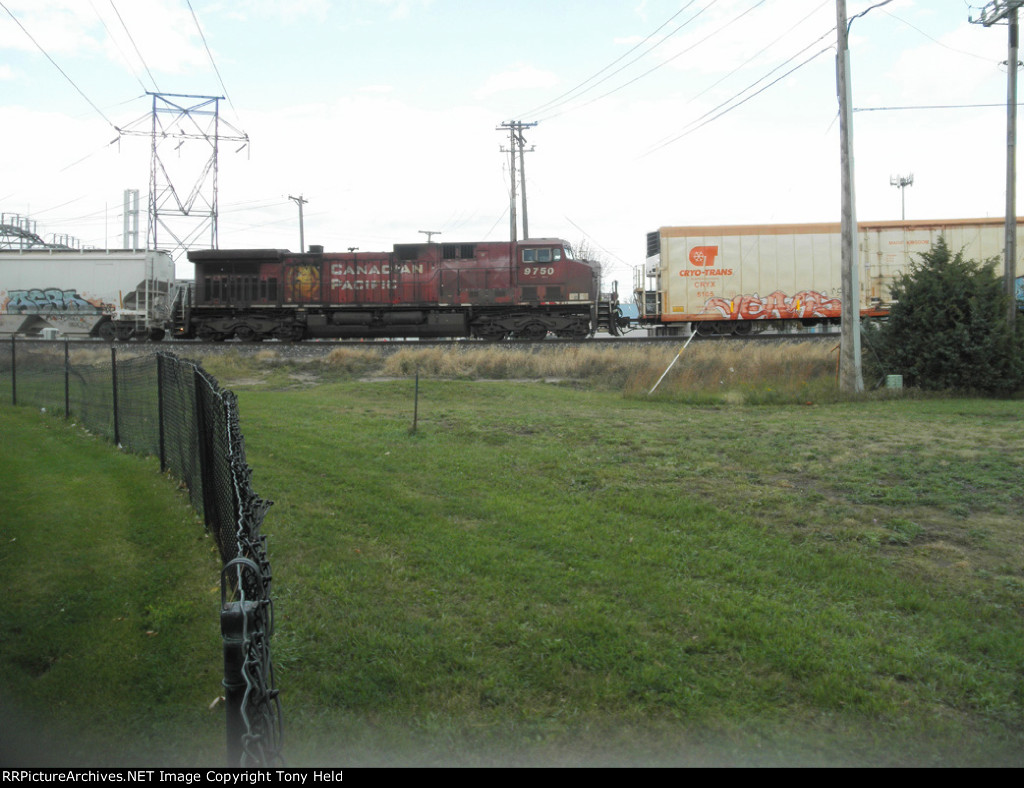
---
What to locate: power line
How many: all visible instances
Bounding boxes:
[108,0,160,92]
[0,1,118,129]
[883,8,994,62]
[87,0,149,94]
[639,42,834,158]
[854,103,1004,112]
[684,0,830,107]
[644,1,832,152]
[635,0,908,158]
[187,0,240,121]
[518,0,704,118]
[535,0,725,122]
[538,0,770,123]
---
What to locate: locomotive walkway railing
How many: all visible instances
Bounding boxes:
[1,337,282,767]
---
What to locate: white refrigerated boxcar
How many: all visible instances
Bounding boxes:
[0,249,176,340]
[637,218,1024,335]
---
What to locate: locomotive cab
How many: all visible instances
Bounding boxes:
[516,240,597,305]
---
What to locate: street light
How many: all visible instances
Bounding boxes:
[890,173,914,220]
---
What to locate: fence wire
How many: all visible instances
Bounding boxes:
[3,338,281,767]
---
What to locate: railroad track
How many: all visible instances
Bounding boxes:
[16,330,842,353]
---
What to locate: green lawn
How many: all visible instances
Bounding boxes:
[2,374,1023,767]
[0,407,225,767]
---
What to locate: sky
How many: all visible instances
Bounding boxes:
[0,0,1014,285]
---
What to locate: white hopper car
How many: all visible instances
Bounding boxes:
[0,249,179,340]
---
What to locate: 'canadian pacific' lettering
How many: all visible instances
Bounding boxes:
[330,263,425,277]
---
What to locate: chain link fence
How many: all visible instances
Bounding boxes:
[1,338,282,767]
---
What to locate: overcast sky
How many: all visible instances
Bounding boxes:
[0,1,1013,284]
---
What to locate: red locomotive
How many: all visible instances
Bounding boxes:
[182,239,625,341]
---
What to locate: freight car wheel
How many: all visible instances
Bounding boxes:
[234,325,261,343]
[97,321,116,342]
[114,325,135,342]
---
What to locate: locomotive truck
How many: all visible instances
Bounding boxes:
[180,238,627,341]
[0,248,178,340]
[637,217,1024,336]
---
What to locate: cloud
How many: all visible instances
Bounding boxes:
[475,65,559,99]
[209,0,333,25]
[0,0,208,76]
[372,0,433,22]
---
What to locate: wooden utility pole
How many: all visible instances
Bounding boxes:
[836,0,864,393]
[497,121,537,243]
[972,0,1023,327]
[517,126,536,240]
[288,194,308,253]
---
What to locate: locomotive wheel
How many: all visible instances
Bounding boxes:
[556,324,589,340]
[515,323,548,341]
[234,325,261,343]
[471,323,508,341]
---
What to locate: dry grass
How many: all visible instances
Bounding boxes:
[370,341,840,402]
[197,340,843,403]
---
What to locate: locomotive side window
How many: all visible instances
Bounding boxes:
[522,247,563,263]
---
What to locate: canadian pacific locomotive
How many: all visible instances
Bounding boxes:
[180,238,627,341]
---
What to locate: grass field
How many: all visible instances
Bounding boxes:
[2,342,1023,766]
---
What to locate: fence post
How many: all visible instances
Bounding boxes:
[10,336,15,406]
[193,367,215,528]
[64,339,70,420]
[111,346,120,446]
[156,354,167,472]
[411,370,419,434]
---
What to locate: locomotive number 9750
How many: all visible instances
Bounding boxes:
[521,267,556,277]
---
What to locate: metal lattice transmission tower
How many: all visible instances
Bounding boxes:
[118,92,249,262]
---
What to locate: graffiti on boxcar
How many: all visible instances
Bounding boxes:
[700,290,842,320]
[3,288,103,314]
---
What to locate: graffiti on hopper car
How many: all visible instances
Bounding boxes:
[700,290,842,320]
[3,288,103,314]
